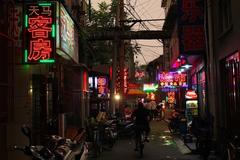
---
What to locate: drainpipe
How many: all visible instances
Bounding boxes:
[205,0,217,140]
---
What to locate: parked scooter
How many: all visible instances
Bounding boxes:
[102,119,118,148]
[14,125,88,160]
[117,119,135,138]
[14,125,55,160]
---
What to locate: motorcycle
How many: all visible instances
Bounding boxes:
[14,125,55,160]
[14,125,88,160]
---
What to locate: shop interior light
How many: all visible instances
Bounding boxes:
[181,63,192,69]
[171,55,193,72]
[177,68,185,73]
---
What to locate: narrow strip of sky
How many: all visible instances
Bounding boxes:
[92,0,164,66]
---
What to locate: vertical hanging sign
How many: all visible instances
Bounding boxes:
[177,0,205,55]
[23,2,56,64]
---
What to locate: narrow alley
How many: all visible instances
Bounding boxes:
[88,120,201,160]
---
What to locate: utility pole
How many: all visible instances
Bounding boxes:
[119,0,125,110]
[110,0,121,114]
[110,0,125,114]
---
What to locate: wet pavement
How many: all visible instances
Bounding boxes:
[88,120,202,160]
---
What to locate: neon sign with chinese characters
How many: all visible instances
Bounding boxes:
[167,92,175,104]
[23,2,56,64]
[158,72,187,87]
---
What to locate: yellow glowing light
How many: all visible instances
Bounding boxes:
[115,94,120,100]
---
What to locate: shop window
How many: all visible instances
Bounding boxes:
[218,0,232,36]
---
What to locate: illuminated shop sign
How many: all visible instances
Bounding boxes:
[89,76,98,89]
[124,68,129,94]
[97,76,108,96]
[158,72,187,87]
[167,92,175,104]
[10,5,22,48]
[143,83,158,92]
[56,3,79,63]
[23,2,56,64]
[135,70,145,78]
[161,87,178,92]
[146,92,155,100]
[185,90,198,99]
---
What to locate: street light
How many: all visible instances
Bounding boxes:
[115,94,121,100]
[114,93,121,112]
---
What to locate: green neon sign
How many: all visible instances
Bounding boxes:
[39,59,55,63]
[143,83,159,92]
[25,15,28,28]
[38,2,52,6]
[24,50,28,63]
[52,24,56,37]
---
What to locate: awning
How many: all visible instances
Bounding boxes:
[126,89,147,98]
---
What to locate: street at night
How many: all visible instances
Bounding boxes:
[88,119,203,160]
[1,0,240,160]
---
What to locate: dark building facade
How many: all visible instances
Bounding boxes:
[205,0,240,153]
[0,0,89,160]
[161,0,240,154]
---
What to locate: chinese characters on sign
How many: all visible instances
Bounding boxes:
[178,0,205,54]
[182,26,204,51]
[13,7,22,47]
[58,4,79,63]
[167,92,175,104]
[124,68,129,94]
[181,0,202,23]
[159,72,187,87]
[24,2,55,63]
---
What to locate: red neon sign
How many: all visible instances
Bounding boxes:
[159,72,187,87]
[185,90,198,99]
[167,92,175,104]
[24,2,56,63]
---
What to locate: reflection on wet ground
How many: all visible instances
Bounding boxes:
[88,120,201,160]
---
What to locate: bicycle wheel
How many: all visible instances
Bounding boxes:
[139,143,144,157]
[139,134,144,158]
[168,121,175,133]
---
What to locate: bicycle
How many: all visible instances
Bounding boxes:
[135,126,147,158]
[225,136,240,160]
